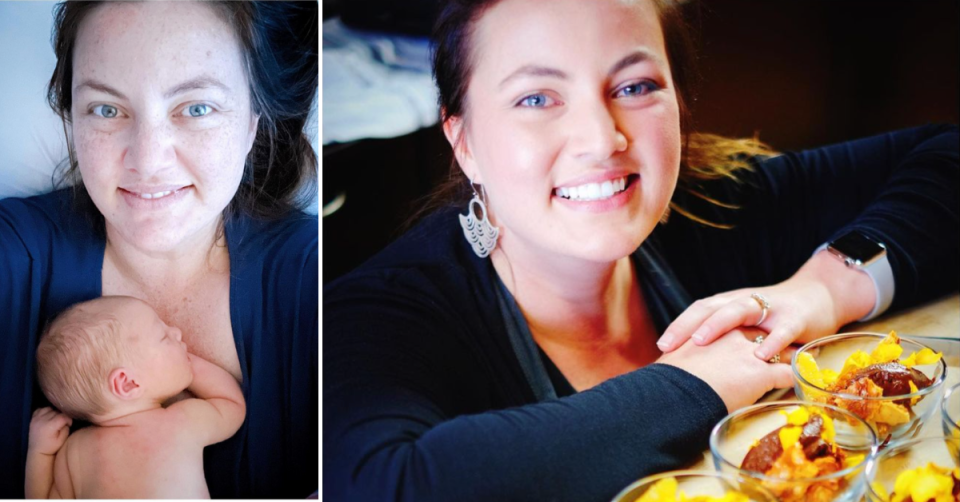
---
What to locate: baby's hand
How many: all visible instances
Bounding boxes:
[28,407,72,456]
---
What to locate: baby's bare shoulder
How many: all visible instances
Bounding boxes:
[62,414,208,498]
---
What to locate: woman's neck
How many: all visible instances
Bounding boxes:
[491,238,662,390]
[491,240,637,351]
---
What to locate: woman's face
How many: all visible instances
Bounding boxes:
[71,2,258,252]
[452,0,681,265]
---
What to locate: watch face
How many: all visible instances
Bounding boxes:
[831,232,884,262]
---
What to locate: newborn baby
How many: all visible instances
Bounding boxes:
[25,296,245,499]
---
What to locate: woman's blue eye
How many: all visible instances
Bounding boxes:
[184,104,212,117]
[518,94,551,108]
[615,81,660,98]
[92,104,119,118]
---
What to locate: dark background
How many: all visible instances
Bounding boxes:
[322,0,960,284]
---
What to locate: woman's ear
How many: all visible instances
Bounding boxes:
[442,116,482,184]
[108,368,143,400]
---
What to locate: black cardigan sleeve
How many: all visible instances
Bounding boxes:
[662,123,959,309]
[323,267,727,502]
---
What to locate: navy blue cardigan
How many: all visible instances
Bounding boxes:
[323,124,959,502]
[0,189,318,498]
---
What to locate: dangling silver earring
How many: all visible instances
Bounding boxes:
[459,181,499,258]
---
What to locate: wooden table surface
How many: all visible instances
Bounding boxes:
[688,291,960,470]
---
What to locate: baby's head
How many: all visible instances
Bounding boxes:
[36,296,193,422]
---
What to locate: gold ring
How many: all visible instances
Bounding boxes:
[753,335,779,363]
[750,293,770,326]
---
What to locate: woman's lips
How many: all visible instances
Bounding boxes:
[119,185,192,210]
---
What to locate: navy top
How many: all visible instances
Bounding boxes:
[323,124,959,502]
[0,189,318,498]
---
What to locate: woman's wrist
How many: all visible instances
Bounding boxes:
[796,250,876,327]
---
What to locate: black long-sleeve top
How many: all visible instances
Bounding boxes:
[323,124,959,502]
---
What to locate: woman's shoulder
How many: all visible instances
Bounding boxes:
[325,206,484,299]
[228,210,317,260]
[0,189,98,250]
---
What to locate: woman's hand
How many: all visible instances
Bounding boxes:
[657,328,794,412]
[656,251,876,362]
[27,407,72,456]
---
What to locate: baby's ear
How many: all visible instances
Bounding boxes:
[108,368,143,400]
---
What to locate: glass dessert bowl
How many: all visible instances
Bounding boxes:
[943,383,960,442]
[710,401,877,502]
[610,470,778,502]
[864,436,960,502]
[793,332,946,444]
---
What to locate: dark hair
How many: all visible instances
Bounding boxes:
[424,0,775,228]
[47,1,318,228]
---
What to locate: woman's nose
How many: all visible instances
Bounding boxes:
[124,118,177,176]
[173,328,183,342]
[570,99,628,163]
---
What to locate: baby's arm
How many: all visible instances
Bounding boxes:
[169,353,246,445]
[25,407,71,499]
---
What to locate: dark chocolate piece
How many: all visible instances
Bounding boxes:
[798,414,831,459]
[741,427,784,473]
[845,362,932,396]
[741,413,839,474]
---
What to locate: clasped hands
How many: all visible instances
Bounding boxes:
[655,274,847,412]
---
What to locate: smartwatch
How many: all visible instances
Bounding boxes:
[814,231,895,321]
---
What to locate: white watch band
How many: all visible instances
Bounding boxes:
[814,242,895,322]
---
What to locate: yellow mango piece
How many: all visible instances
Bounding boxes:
[843,453,866,469]
[840,350,872,377]
[821,369,840,386]
[881,331,901,345]
[714,493,749,502]
[871,481,890,501]
[810,408,836,442]
[635,478,749,502]
[796,352,824,387]
[909,380,921,406]
[783,406,811,426]
[902,348,943,367]
[894,470,918,498]
[871,340,903,363]
[636,477,678,502]
[779,425,802,448]
[898,463,955,502]
[875,401,911,426]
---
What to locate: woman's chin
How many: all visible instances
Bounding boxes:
[113,224,196,254]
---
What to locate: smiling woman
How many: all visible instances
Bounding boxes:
[0,1,318,498]
[322,0,958,500]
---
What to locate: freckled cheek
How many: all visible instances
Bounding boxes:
[179,125,248,200]
[74,126,126,192]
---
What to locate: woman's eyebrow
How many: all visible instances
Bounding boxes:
[498,65,568,88]
[498,48,666,89]
[73,76,231,100]
[163,76,232,99]
[607,49,665,77]
[74,79,127,100]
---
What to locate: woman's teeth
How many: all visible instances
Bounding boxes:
[556,177,628,201]
[137,190,174,200]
